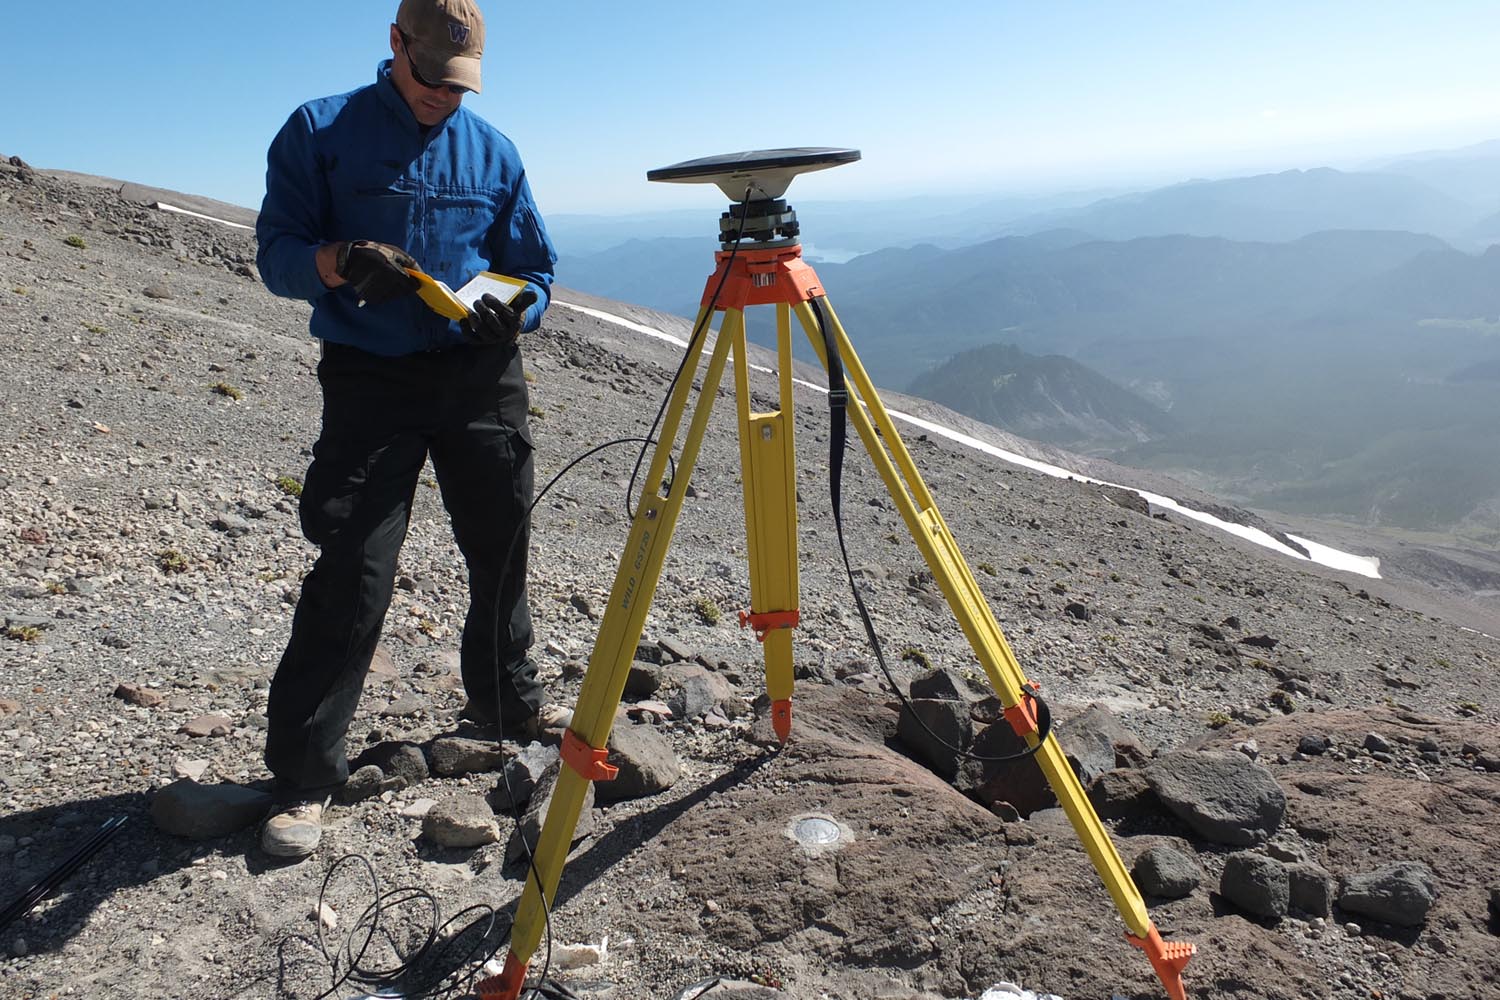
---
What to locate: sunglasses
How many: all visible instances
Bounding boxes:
[399,31,468,95]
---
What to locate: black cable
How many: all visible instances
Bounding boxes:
[0,814,127,934]
[808,297,1053,764]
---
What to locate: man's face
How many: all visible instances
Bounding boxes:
[388,25,466,126]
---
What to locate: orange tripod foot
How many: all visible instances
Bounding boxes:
[477,951,529,1000]
[1127,924,1195,1000]
[771,699,792,742]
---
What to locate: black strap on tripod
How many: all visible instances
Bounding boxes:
[808,297,1051,764]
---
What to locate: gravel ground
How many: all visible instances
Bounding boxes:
[2,159,1498,1000]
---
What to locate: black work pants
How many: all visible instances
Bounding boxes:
[265,339,544,796]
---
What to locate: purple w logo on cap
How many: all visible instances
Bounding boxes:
[448,21,470,44]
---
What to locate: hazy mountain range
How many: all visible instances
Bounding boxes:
[553,140,1500,542]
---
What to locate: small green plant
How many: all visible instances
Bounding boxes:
[1206,711,1231,729]
[211,382,243,400]
[257,570,282,583]
[1435,657,1453,669]
[977,562,996,576]
[418,618,440,637]
[83,323,106,334]
[421,477,438,490]
[12,287,26,295]
[901,647,931,669]
[691,595,721,625]
[44,581,66,595]
[523,370,537,383]
[4,625,43,642]
[527,404,545,418]
[157,549,189,574]
[63,234,88,249]
[1456,700,1480,716]
[1101,633,1119,645]
[1109,572,1121,583]
[274,475,303,498]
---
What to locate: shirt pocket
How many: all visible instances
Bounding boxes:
[425,187,501,286]
[332,168,417,248]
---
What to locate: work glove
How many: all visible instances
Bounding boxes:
[461,288,539,345]
[335,240,420,305]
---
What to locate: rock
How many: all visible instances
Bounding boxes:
[212,512,251,537]
[666,664,737,720]
[490,742,559,812]
[353,741,429,787]
[1489,886,1500,923]
[964,723,1056,817]
[1339,862,1438,927]
[1056,704,1127,785]
[1131,845,1202,899]
[624,660,665,699]
[421,795,500,848]
[896,698,972,780]
[595,721,681,803]
[909,668,981,702]
[0,699,21,718]
[1145,751,1286,845]
[1063,601,1090,621]
[400,798,437,818]
[428,736,508,777]
[1238,635,1279,650]
[1362,733,1394,755]
[379,694,428,718]
[1087,768,1162,823]
[142,284,172,300]
[179,714,233,738]
[171,759,209,781]
[1297,734,1331,756]
[368,645,399,677]
[1287,861,1335,916]
[337,765,389,804]
[150,780,271,840]
[506,759,595,864]
[1220,852,1289,920]
[113,683,163,708]
[657,636,696,663]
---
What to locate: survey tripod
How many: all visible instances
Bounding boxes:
[480,150,1195,1000]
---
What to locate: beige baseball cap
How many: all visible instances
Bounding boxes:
[396,0,486,93]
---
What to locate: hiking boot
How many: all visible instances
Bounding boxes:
[518,703,574,743]
[260,797,327,859]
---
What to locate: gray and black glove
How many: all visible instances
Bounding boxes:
[461,288,539,345]
[335,240,420,304]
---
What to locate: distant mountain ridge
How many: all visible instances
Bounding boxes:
[907,344,1174,449]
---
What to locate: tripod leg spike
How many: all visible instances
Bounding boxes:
[476,951,528,1000]
[771,699,792,742]
[1128,924,1195,1000]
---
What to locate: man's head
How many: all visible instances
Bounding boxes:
[389,0,485,125]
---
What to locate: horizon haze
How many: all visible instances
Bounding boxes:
[4,1,1500,216]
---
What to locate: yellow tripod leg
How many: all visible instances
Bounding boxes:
[482,306,738,1000]
[732,303,800,740]
[792,296,1193,1000]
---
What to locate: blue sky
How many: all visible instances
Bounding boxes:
[4,1,1498,216]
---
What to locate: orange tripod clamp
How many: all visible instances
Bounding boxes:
[476,951,529,1000]
[738,608,800,642]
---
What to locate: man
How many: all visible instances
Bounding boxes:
[254,0,561,858]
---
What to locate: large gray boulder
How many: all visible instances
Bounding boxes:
[1220,852,1290,920]
[595,721,680,803]
[1145,751,1286,845]
[1339,862,1438,927]
[422,794,500,848]
[150,780,271,840]
[897,698,973,780]
[1131,844,1203,899]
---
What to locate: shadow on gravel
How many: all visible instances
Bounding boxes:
[530,749,776,909]
[0,790,212,954]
